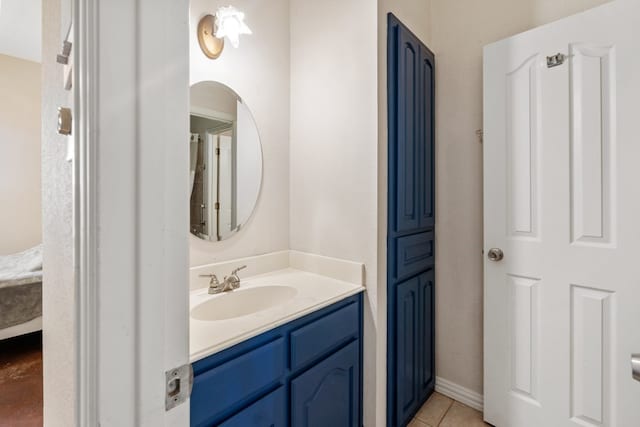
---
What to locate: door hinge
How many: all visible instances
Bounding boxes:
[216,148,220,155]
[165,363,193,411]
[215,202,220,210]
[547,53,567,68]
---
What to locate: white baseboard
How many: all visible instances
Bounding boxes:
[435,376,484,412]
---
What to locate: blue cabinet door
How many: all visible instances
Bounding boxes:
[389,17,435,234]
[418,50,435,229]
[291,340,360,427]
[394,277,419,426]
[390,15,421,234]
[418,271,434,399]
[394,273,434,426]
[218,387,285,427]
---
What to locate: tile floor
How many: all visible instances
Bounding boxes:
[409,392,490,427]
[0,332,43,427]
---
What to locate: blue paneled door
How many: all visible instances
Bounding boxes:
[395,26,419,233]
[418,271,434,399]
[395,277,419,421]
[291,341,360,427]
[393,272,434,426]
[387,13,435,427]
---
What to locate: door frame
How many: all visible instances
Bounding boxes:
[73,0,190,425]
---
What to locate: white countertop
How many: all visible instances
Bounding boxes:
[190,267,365,362]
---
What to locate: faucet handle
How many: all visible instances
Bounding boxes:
[231,265,247,276]
[224,266,246,291]
[200,274,222,294]
[199,273,220,285]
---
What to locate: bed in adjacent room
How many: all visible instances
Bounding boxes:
[0,245,42,341]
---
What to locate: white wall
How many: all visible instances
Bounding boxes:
[189,0,290,267]
[41,0,76,424]
[0,54,41,255]
[289,0,378,425]
[429,0,613,396]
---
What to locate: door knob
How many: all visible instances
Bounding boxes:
[487,248,504,262]
[632,354,640,382]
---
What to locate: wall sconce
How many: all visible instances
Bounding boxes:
[197,6,252,60]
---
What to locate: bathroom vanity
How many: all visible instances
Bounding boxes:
[189,264,365,427]
[187,77,365,426]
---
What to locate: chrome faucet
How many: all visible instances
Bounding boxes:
[199,265,247,295]
[199,273,222,294]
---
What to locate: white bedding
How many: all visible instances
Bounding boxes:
[0,244,43,288]
[0,244,43,338]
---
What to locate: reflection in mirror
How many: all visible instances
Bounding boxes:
[189,81,262,241]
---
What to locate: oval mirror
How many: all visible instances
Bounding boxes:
[189,81,263,241]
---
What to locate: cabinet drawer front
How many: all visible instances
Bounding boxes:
[218,387,286,427]
[291,340,360,427]
[290,302,359,371]
[191,338,285,427]
[395,231,434,280]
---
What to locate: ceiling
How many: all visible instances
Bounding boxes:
[0,0,42,63]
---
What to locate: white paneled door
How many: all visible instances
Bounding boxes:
[484,1,640,426]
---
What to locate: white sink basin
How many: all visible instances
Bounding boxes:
[191,285,298,321]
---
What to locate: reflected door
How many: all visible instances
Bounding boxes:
[217,133,234,240]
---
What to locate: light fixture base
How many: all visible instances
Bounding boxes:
[197,14,224,60]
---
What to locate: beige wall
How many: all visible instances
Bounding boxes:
[0,54,41,255]
[430,0,612,396]
[289,0,379,424]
